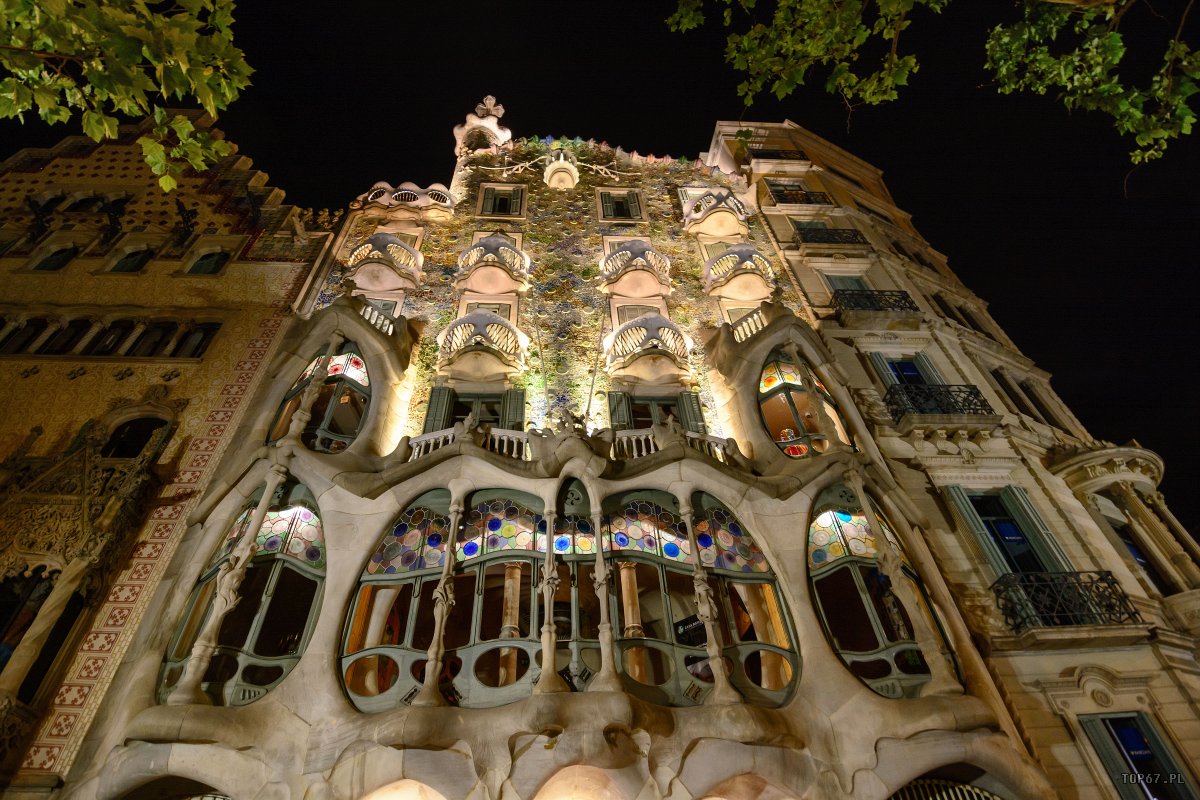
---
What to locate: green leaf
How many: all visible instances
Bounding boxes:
[158,173,178,192]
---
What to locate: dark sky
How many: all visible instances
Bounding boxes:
[3,2,1198,532]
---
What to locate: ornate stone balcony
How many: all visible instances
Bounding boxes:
[347,233,424,289]
[604,311,691,369]
[703,244,775,301]
[682,190,749,239]
[991,571,1142,634]
[437,309,529,381]
[356,297,398,336]
[455,234,532,294]
[598,241,670,296]
[768,188,831,206]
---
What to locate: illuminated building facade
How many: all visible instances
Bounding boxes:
[2,99,1199,800]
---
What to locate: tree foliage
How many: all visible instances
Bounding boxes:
[669,0,1199,162]
[0,0,252,190]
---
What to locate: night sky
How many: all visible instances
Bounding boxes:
[3,2,1198,532]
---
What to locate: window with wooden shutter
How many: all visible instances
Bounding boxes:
[676,391,706,434]
[500,388,526,431]
[423,387,456,433]
[608,391,632,431]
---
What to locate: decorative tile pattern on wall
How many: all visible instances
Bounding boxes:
[18,266,309,777]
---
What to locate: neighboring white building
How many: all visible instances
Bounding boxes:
[5,100,1199,800]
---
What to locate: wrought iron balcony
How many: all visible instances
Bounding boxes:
[748,148,809,161]
[832,289,920,313]
[794,228,869,246]
[769,189,831,205]
[884,384,994,421]
[991,571,1142,634]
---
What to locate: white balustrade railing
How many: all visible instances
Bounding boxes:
[358,300,395,335]
[485,427,529,460]
[407,428,456,461]
[612,429,659,459]
[685,432,729,464]
[731,308,767,342]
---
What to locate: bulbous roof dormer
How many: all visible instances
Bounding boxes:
[599,240,671,298]
[437,309,530,382]
[455,234,533,294]
[347,233,424,292]
[683,189,750,239]
[703,243,775,302]
[352,182,455,221]
[453,95,513,156]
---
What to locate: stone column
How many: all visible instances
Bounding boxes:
[0,557,91,697]
[1077,492,1156,598]
[114,319,148,356]
[166,463,289,705]
[160,322,192,357]
[844,469,962,696]
[533,512,569,694]
[0,317,24,344]
[617,562,649,684]
[69,319,106,355]
[681,505,741,705]
[411,500,464,707]
[586,513,622,692]
[497,562,524,686]
[283,333,345,443]
[25,318,64,354]
[1143,490,1200,566]
[1113,483,1200,589]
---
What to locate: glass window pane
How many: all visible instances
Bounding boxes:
[253,566,318,657]
[811,566,880,652]
[326,384,368,436]
[345,583,413,653]
[760,392,800,443]
[664,569,705,647]
[858,564,914,645]
[616,562,664,640]
[576,563,602,640]
[216,564,270,649]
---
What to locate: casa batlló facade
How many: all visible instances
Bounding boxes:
[0,98,1198,800]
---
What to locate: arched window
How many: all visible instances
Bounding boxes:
[111,248,153,273]
[159,482,325,706]
[0,567,54,674]
[758,347,850,457]
[102,417,169,458]
[0,318,49,354]
[37,319,92,355]
[807,483,949,699]
[32,246,79,272]
[267,342,371,452]
[83,319,135,356]
[340,485,799,711]
[187,251,230,275]
[172,322,221,358]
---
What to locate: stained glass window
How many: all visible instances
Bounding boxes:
[693,502,769,574]
[367,504,451,575]
[758,347,848,458]
[458,497,542,559]
[161,480,324,707]
[267,342,371,452]
[807,483,941,699]
[604,498,692,564]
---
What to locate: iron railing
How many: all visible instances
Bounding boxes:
[884,384,994,421]
[748,148,809,161]
[769,189,831,205]
[990,571,1142,634]
[832,289,919,313]
[794,228,869,245]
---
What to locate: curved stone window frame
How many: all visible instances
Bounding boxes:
[807,483,950,699]
[266,341,371,453]
[340,488,799,711]
[757,347,850,458]
[158,482,325,707]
